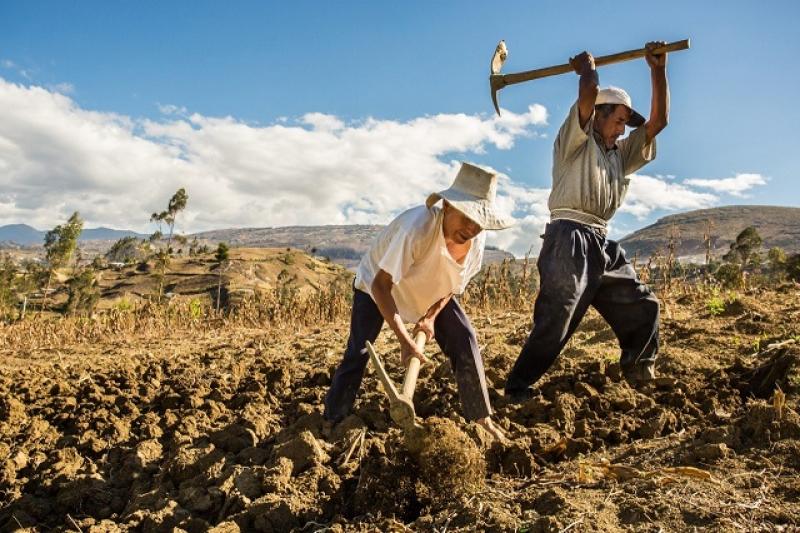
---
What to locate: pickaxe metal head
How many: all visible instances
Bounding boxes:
[490,40,508,116]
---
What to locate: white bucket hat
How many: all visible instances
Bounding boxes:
[596,86,645,128]
[425,162,514,230]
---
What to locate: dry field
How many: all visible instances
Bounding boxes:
[0,276,799,532]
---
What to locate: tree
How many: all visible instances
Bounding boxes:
[0,255,17,320]
[786,254,800,282]
[149,188,189,300]
[714,262,744,289]
[16,261,46,320]
[44,212,83,271]
[65,267,99,315]
[215,242,230,312]
[42,212,84,310]
[768,247,787,269]
[723,226,762,267]
[165,188,188,251]
[106,236,144,264]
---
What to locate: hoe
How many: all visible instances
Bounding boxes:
[367,331,428,442]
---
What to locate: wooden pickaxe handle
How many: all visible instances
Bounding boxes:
[501,39,689,86]
[401,331,427,398]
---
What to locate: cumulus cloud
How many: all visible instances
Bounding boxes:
[0,77,769,257]
[47,82,75,95]
[0,78,548,254]
[619,174,719,219]
[683,173,767,197]
[487,178,550,256]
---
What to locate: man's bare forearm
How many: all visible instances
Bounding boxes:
[569,51,598,128]
[423,294,452,321]
[577,69,599,126]
[371,271,415,346]
[646,66,669,141]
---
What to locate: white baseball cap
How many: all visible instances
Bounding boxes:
[596,86,645,128]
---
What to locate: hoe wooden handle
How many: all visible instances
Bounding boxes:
[402,331,428,398]
[500,39,690,86]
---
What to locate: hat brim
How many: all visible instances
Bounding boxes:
[627,109,646,128]
[426,191,514,230]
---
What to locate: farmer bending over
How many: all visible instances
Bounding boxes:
[505,42,670,402]
[325,162,511,440]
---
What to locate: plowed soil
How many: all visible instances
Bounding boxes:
[1,285,799,532]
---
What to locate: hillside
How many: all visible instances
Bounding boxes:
[92,248,349,309]
[620,205,800,261]
[1,224,514,269]
[193,225,382,266]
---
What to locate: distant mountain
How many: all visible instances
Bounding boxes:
[81,227,148,241]
[620,206,800,261]
[0,224,42,246]
[0,224,147,246]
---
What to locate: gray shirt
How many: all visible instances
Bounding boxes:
[549,102,656,231]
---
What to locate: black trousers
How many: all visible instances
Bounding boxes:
[505,219,659,394]
[324,289,492,423]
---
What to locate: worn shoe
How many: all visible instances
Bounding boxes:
[622,363,656,388]
[504,387,534,405]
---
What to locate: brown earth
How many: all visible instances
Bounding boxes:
[1,285,799,531]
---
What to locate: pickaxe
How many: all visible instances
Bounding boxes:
[367,331,427,438]
[490,39,690,115]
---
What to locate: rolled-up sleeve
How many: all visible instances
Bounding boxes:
[554,102,592,164]
[618,126,657,175]
[375,222,417,284]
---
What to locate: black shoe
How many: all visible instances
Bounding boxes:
[504,387,534,405]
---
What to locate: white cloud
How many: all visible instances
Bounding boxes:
[619,174,718,218]
[0,59,34,81]
[486,178,550,256]
[683,173,767,197]
[0,77,770,258]
[48,82,75,95]
[0,78,548,249]
[157,103,188,116]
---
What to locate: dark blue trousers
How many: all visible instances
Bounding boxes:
[324,289,492,423]
[505,219,659,394]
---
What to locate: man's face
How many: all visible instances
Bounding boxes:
[594,105,631,149]
[442,203,482,245]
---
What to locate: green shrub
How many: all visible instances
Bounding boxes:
[714,263,743,288]
[189,298,203,319]
[114,297,134,312]
[706,295,725,316]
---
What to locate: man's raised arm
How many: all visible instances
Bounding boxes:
[570,51,599,129]
[644,41,670,143]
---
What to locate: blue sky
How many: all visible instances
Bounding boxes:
[0,1,798,255]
